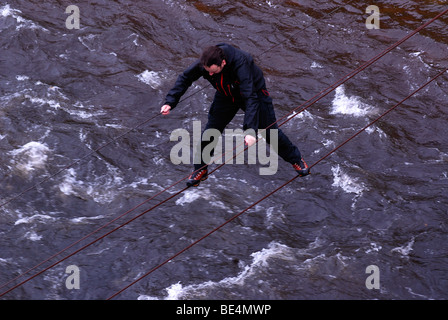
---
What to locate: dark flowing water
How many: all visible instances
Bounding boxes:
[0,0,447,300]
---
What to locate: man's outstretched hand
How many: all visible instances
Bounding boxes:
[161,104,172,115]
[244,135,256,147]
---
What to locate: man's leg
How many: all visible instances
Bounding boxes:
[258,91,309,176]
[188,93,239,186]
[193,93,240,171]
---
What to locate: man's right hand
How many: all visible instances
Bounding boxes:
[161,104,171,115]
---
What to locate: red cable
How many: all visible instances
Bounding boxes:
[0,186,190,297]
[0,84,211,209]
[273,7,448,129]
[107,173,299,300]
[0,174,189,293]
[0,112,161,209]
[107,66,447,300]
[310,67,448,170]
[2,7,446,298]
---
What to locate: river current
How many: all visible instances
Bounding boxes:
[0,0,447,300]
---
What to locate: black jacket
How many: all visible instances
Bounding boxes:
[164,43,266,131]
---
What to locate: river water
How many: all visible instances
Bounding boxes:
[0,0,447,300]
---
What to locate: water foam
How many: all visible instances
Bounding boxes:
[23,231,43,241]
[175,188,227,210]
[14,213,57,242]
[9,141,50,174]
[331,164,366,196]
[138,241,294,300]
[391,237,415,258]
[136,70,166,90]
[0,4,48,31]
[15,213,57,226]
[58,166,123,204]
[331,85,375,117]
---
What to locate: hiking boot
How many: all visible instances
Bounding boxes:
[186,168,208,187]
[292,158,310,177]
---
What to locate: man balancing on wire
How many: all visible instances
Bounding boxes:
[161,43,309,187]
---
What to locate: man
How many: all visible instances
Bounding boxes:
[161,43,309,187]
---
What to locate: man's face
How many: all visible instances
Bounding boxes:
[204,60,226,76]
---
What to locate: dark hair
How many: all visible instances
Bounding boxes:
[200,46,226,67]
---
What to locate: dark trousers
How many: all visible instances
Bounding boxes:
[194,90,302,170]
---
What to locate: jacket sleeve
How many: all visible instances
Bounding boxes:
[164,60,203,109]
[235,57,260,134]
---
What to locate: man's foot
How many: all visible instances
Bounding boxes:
[186,168,208,187]
[292,158,310,177]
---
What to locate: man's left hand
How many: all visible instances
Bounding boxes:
[244,135,256,147]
